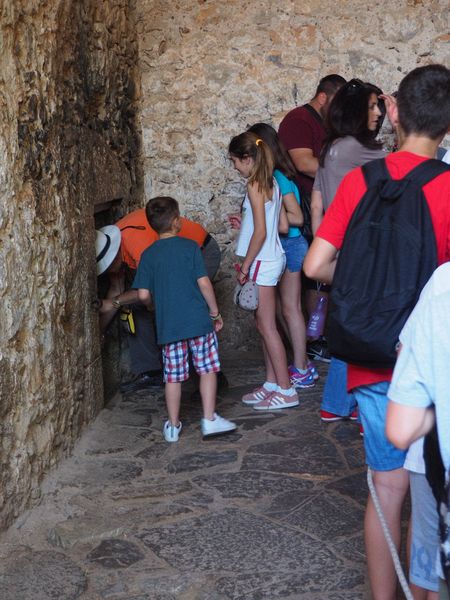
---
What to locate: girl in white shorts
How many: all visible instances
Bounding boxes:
[228,131,299,410]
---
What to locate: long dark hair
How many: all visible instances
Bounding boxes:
[228,131,274,198]
[320,78,383,166]
[247,123,297,180]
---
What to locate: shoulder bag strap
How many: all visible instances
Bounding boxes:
[302,103,324,126]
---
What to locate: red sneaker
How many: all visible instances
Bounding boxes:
[359,423,364,437]
[320,410,344,422]
[349,409,358,421]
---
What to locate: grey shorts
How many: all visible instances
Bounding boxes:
[409,472,440,592]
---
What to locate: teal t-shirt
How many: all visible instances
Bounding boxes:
[274,169,301,238]
[132,236,213,345]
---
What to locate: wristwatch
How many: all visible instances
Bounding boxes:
[112,295,121,310]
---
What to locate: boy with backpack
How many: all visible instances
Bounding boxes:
[133,196,237,443]
[303,64,450,600]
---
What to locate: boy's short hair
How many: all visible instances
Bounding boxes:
[397,64,450,139]
[145,196,180,234]
[314,74,347,98]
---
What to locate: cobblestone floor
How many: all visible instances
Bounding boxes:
[0,353,372,600]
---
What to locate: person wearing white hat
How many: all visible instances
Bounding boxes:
[96,224,141,329]
[96,226,122,276]
[95,204,227,394]
[95,225,163,391]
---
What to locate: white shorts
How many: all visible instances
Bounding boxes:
[249,256,286,287]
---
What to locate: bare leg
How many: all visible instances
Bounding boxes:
[304,288,318,325]
[261,340,277,384]
[365,467,410,600]
[275,295,292,356]
[165,382,182,425]
[199,372,216,420]
[409,584,438,600]
[279,269,307,370]
[255,286,290,389]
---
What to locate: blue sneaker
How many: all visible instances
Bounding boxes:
[288,365,315,389]
[307,360,319,381]
[163,420,182,443]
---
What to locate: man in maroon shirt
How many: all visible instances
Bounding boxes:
[279,74,346,198]
[279,74,346,361]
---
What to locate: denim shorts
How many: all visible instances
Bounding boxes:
[353,381,407,471]
[280,235,308,273]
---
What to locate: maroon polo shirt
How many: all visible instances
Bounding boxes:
[278,104,326,194]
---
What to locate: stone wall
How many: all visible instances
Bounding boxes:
[135,0,449,349]
[0,0,142,528]
[0,0,448,530]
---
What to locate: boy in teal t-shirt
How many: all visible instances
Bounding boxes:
[133,196,236,443]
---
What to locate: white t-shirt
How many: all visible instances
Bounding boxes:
[388,262,450,474]
[442,148,450,164]
[403,439,425,474]
[236,178,284,261]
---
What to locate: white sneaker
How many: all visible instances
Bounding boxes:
[163,420,182,443]
[201,413,237,437]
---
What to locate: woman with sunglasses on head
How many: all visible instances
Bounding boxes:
[310,78,387,425]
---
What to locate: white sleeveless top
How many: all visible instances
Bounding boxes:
[236,178,285,261]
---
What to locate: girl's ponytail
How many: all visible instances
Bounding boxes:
[229,132,274,197]
[247,122,297,180]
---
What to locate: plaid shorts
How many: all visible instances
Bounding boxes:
[162,332,221,383]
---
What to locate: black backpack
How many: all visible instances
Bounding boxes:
[327,157,449,369]
[300,191,313,243]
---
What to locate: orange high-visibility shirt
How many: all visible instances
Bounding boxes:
[115,208,208,270]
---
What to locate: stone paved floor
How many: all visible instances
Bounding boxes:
[0,353,372,600]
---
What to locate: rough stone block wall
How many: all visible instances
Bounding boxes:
[135,0,449,350]
[0,0,142,528]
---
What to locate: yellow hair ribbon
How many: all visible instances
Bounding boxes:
[255,138,263,146]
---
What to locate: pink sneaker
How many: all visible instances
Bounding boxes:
[242,386,273,405]
[253,390,299,411]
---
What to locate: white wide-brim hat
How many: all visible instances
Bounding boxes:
[96,225,121,275]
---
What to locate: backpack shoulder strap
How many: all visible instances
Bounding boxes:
[404,158,450,188]
[361,157,450,190]
[361,158,391,187]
